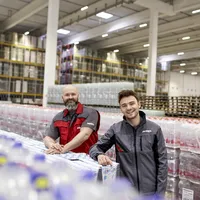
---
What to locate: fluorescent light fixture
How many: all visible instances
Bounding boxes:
[182,36,190,40]
[96,12,113,19]
[113,49,119,53]
[139,23,147,28]
[143,44,150,47]
[57,29,70,35]
[180,70,185,73]
[180,63,186,66]
[177,52,184,56]
[24,31,29,35]
[191,72,198,75]
[192,9,200,14]
[102,33,108,38]
[74,41,79,45]
[81,6,88,11]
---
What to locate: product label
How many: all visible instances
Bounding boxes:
[182,188,194,200]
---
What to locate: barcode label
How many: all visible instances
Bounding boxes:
[182,188,194,200]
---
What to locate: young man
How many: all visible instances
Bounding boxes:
[89,90,167,197]
[44,85,100,154]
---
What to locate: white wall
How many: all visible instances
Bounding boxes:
[168,72,200,96]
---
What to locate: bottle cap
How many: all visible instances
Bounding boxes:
[34,154,46,162]
[12,142,23,148]
[54,185,75,200]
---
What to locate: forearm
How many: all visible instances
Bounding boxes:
[63,132,89,152]
[43,136,56,148]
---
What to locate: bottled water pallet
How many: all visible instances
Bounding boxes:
[0,130,119,183]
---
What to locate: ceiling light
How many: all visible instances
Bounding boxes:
[177,52,184,56]
[24,31,29,35]
[102,34,108,38]
[139,63,142,65]
[143,44,150,47]
[191,72,198,75]
[180,63,186,66]
[139,23,147,28]
[81,6,88,11]
[182,36,190,40]
[57,29,70,35]
[96,12,113,19]
[192,9,200,14]
[180,70,185,73]
[74,41,79,45]
[113,49,119,53]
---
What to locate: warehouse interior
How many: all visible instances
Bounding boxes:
[0,0,200,200]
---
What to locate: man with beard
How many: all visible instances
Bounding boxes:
[43,85,100,154]
[89,90,167,198]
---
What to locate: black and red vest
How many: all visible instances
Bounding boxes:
[53,103,100,154]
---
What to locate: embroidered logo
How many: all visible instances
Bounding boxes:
[142,130,152,133]
[87,122,94,126]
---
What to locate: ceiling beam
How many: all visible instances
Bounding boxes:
[134,0,174,16]
[33,0,126,36]
[158,41,200,55]
[174,0,200,13]
[119,30,200,54]
[62,9,150,45]
[122,40,200,56]
[93,14,200,49]
[0,0,48,32]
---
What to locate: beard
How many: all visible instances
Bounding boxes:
[64,99,78,110]
[125,109,139,120]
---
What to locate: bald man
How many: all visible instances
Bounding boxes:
[44,85,100,154]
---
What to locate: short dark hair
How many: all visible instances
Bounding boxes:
[118,90,140,103]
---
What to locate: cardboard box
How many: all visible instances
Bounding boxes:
[15,80,21,92]
[17,48,24,61]
[24,50,30,62]
[37,37,43,48]
[4,47,10,59]
[36,52,42,64]
[23,66,29,77]
[22,81,28,93]
[30,51,36,63]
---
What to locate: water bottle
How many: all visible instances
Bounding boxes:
[48,161,78,187]
[0,162,36,200]
[53,184,75,200]
[29,170,53,200]
[8,141,29,163]
[32,154,49,172]
[108,178,138,200]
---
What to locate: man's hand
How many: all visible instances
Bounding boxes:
[45,143,64,155]
[60,145,69,154]
[45,148,61,154]
[49,143,63,151]
[97,155,112,166]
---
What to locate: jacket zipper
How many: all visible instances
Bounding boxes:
[140,137,143,151]
[134,129,140,192]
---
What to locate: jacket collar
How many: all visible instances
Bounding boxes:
[63,102,83,117]
[123,110,146,128]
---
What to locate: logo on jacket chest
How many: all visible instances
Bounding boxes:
[142,130,152,133]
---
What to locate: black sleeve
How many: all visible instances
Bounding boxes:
[81,109,99,131]
[45,119,60,140]
[155,127,168,195]
[89,125,115,160]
